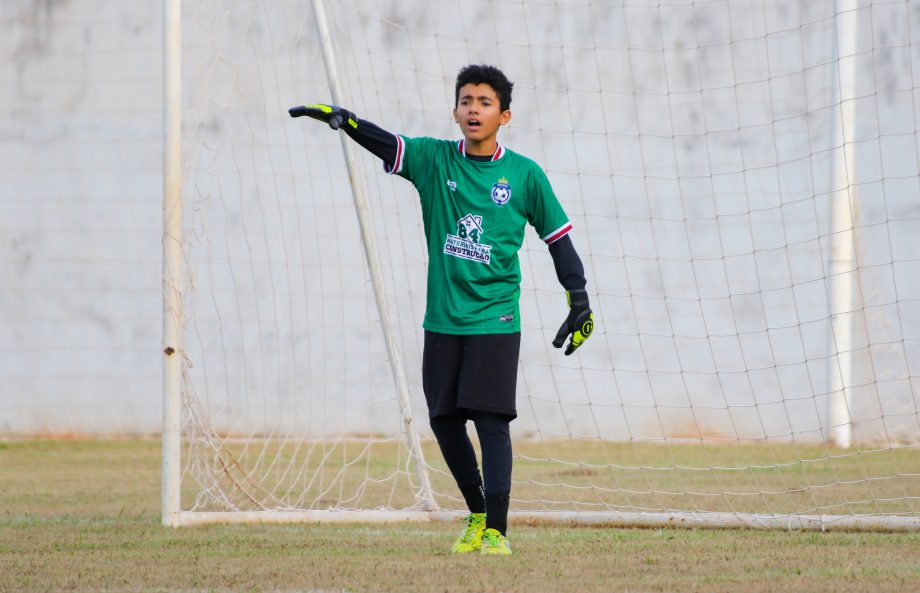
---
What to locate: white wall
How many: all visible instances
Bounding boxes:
[1,1,162,435]
[2,0,919,442]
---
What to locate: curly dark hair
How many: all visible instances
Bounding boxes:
[454,64,514,112]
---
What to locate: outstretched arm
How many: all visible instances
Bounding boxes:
[548,235,593,356]
[289,103,399,170]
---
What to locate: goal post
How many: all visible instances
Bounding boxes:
[308,0,437,512]
[825,0,860,451]
[161,0,183,527]
[161,0,437,525]
[164,0,920,530]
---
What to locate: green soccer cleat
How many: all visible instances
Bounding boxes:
[451,513,487,554]
[479,527,512,556]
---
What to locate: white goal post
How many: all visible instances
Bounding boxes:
[163,0,920,530]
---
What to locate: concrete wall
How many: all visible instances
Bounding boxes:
[1,1,162,434]
[2,0,919,442]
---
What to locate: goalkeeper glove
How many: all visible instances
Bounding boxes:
[288,103,358,131]
[552,289,594,356]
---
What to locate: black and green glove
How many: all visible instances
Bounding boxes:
[288,103,357,131]
[552,289,594,356]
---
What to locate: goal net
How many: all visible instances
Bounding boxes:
[165,0,920,529]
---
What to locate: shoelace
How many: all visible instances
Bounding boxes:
[482,530,500,546]
[461,515,482,542]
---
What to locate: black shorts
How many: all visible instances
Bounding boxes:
[422,331,521,420]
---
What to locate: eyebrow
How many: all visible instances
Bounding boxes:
[459,94,495,102]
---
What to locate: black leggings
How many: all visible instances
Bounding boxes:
[430,411,512,535]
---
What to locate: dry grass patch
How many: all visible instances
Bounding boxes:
[1,439,919,593]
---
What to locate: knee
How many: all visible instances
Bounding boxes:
[429,413,466,443]
[472,412,511,443]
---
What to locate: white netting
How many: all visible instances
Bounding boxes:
[177,0,920,525]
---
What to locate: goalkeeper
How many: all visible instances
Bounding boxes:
[290,64,593,556]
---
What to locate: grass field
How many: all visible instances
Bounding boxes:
[2,439,920,593]
[184,436,920,518]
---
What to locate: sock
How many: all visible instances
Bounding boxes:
[430,413,486,514]
[473,411,513,536]
[485,492,510,535]
[460,484,486,515]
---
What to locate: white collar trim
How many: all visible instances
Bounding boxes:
[457,139,505,161]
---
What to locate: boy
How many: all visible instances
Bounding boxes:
[290,65,593,555]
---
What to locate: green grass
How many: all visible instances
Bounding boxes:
[2,439,920,592]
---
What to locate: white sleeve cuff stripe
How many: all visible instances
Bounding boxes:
[384,134,405,174]
[542,222,573,244]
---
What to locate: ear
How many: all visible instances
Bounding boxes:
[453,106,460,123]
[500,109,512,126]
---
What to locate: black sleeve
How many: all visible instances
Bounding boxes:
[548,235,587,292]
[343,118,399,170]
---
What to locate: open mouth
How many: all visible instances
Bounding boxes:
[467,119,482,131]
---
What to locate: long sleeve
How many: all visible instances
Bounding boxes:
[548,235,587,291]
[343,117,399,170]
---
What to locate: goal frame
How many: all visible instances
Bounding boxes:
[161,0,920,531]
[160,0,438,529]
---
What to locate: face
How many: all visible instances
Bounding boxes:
[453,83,511,144]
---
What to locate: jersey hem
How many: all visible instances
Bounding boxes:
[422,321,521,335]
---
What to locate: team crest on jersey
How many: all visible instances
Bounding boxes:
[443,213,492,264]
[491,177,512,207]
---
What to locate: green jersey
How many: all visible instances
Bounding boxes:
[388,136,572,334]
